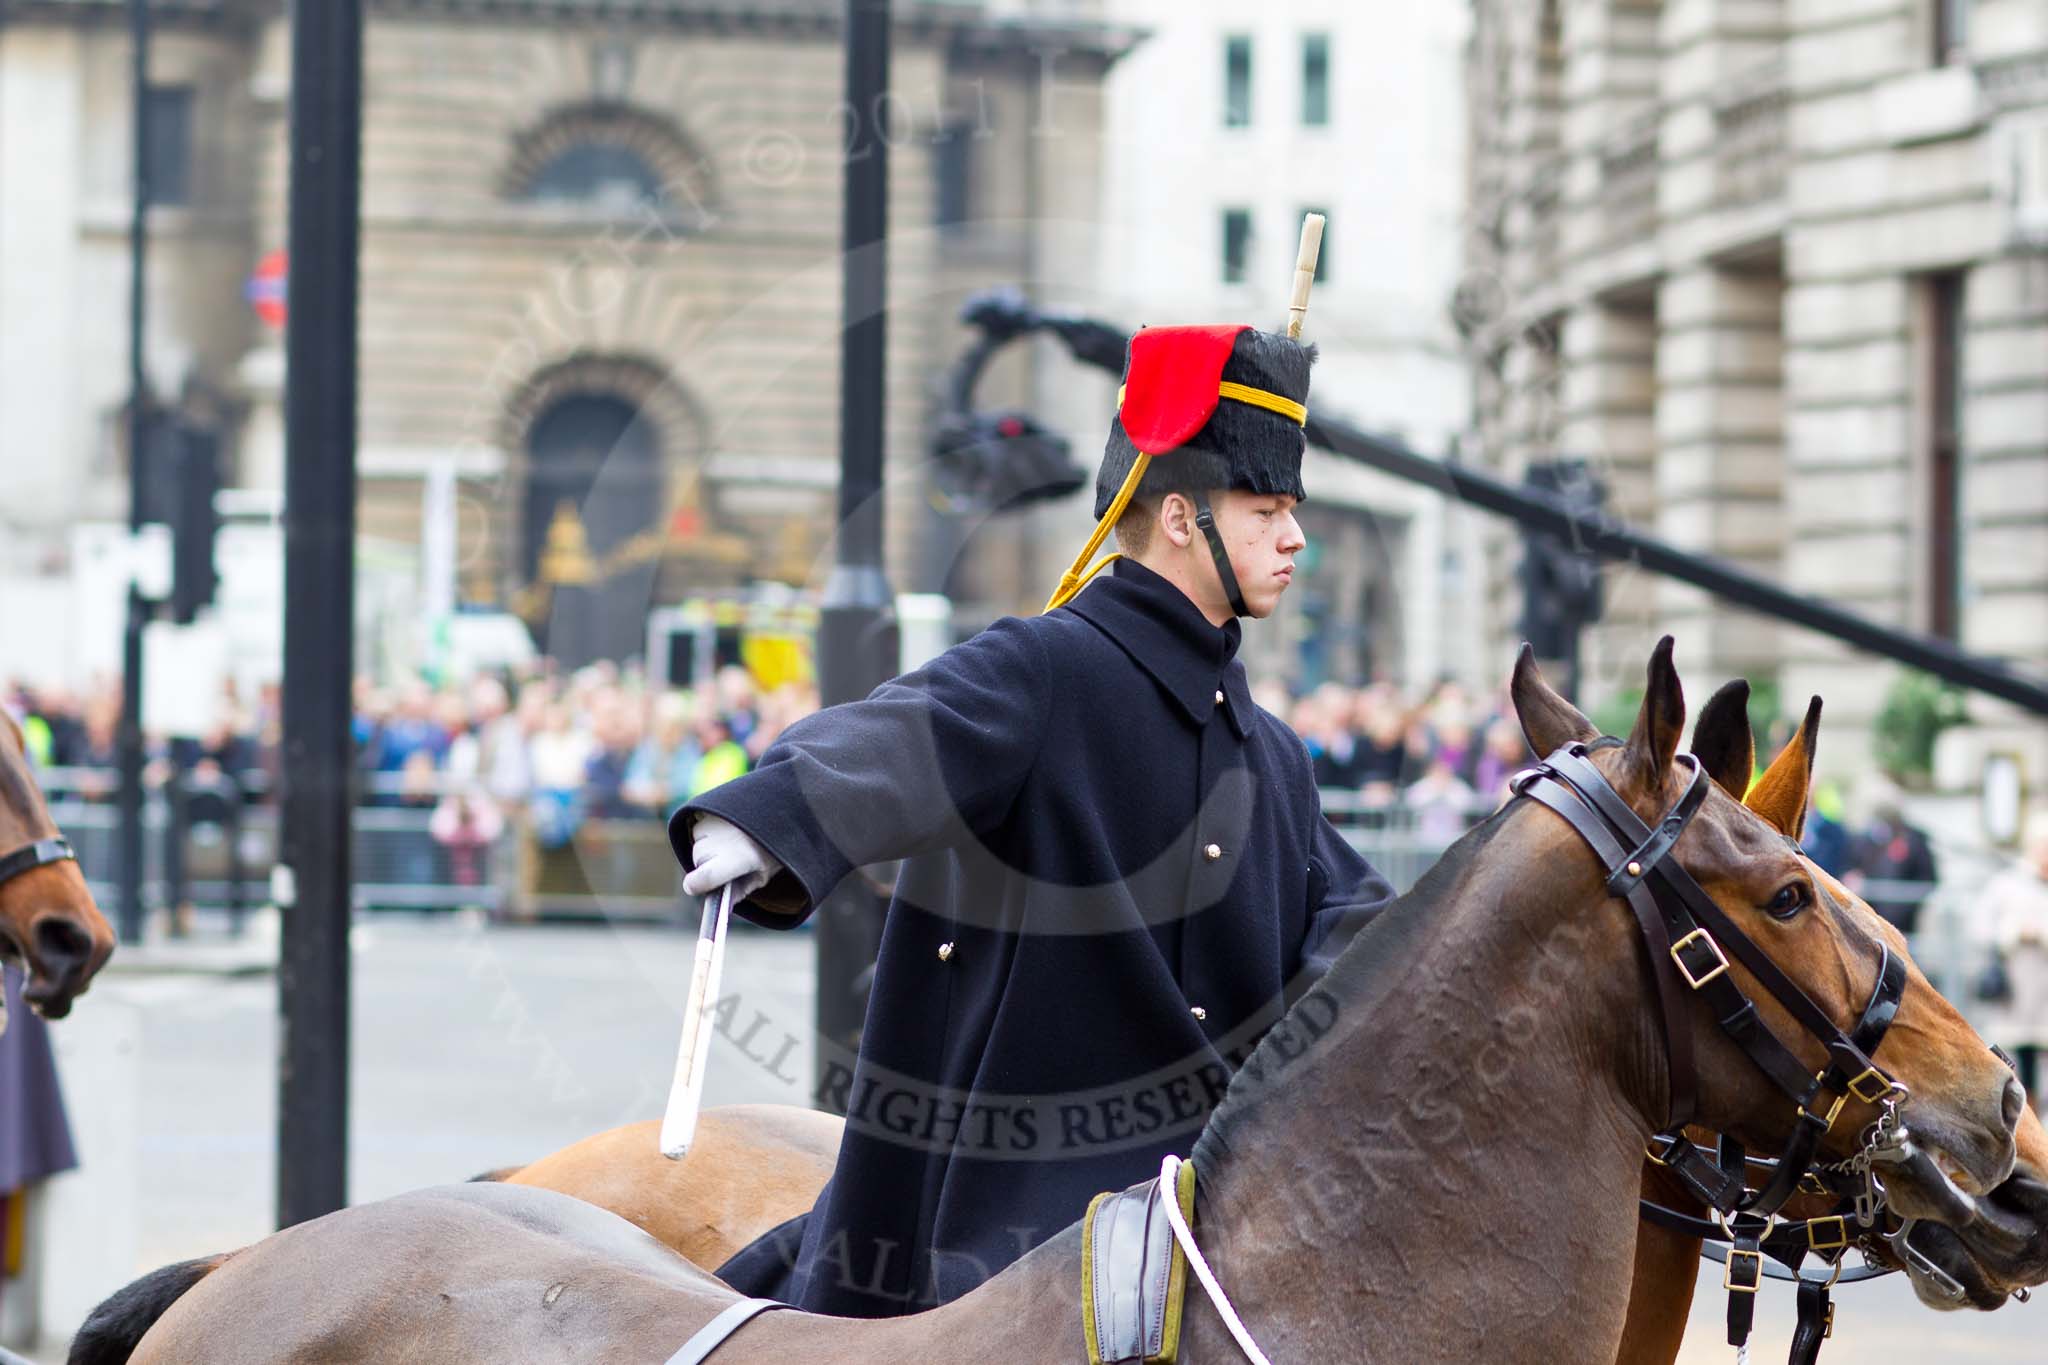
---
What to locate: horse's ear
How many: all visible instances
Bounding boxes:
[1746,696,1822,839]
[1620,636,1686,796]
[1691,679,1755,799]
[1510,643,1598,757]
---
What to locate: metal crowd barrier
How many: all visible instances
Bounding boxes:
[40,761,690,922]
[1317,789,1500,893]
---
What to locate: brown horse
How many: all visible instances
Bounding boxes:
[0,709,113,1025]
[79,643,2047,1363]
[488,677,2048,1359]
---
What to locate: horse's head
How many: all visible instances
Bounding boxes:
[1511,639,2036,1294]
[0,709,113,1024]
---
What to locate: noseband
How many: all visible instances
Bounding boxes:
[0,837,76,890]
[1513,744,1907,1217]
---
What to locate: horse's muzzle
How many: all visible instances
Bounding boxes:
[20,913,104,1018]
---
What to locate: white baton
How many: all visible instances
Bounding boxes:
[660,882,735,1160]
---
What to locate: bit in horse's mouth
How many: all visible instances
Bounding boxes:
[1938,1151,1985,1196]
[1887,1140,2035,1261]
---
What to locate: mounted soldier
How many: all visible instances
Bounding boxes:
[670,219,1394,1318]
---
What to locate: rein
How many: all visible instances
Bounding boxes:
[1157,1154,1272,1365]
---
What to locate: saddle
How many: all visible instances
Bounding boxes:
[1081,1159,1199,1365]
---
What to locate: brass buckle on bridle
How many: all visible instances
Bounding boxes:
[1723,1247,1765,1294]
[1806,1214,1850,1253]
[1806,1067,1907,1132]
[1845,1066,1904,1107]
[1669,927,1730,989]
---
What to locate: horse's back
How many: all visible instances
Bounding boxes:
[132,1182,734,1363]
[507,1105,842,1268]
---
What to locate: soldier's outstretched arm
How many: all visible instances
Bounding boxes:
[668,616,1050,927]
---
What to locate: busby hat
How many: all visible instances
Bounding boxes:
[1045,213,1326,615]
[1092,323,1314,521]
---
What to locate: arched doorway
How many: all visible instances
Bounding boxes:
[522,393,665,667]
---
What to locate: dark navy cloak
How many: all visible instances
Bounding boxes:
[675,558,1393,1317]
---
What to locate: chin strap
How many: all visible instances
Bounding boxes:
[1191,490,1250,618]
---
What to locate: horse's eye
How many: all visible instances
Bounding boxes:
[1766,882,1810,920]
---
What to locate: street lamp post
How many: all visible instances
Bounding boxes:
[276,0,364,1230]
[116,0,152,945]
[813,0,901,1082]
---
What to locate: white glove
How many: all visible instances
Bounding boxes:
[682,814,782,901]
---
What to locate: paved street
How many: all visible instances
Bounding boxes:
[16,917,2042,1359]
[115,917,818,1264]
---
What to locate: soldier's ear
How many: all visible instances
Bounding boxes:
[1158,492,1196,549]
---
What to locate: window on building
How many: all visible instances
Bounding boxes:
[1300,208,1330,283]
[935,124,973,231]
[504,106,717,225]
[1933,0,1969,65]
[1222,208,1252,284]
[525,142,666,209]
[1224,36,1253,128]
[1302,35,1331,127]
[143,86,194,207]
[1925,271,1966,640]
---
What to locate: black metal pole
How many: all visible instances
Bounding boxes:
[116,0,152,945]
[1298,416,2048,717]
[276,0,362,1229]
[814,0,899,1086]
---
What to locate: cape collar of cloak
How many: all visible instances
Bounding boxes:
[1061,558,1255,739]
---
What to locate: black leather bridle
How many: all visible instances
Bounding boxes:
[1514,741,1908,1194]
[1511,741,1917,1359]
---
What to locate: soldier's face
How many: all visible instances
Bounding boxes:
[1210,490,1306,619]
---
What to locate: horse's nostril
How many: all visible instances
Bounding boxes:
[31,916,92,973]
[2002,1075,2027,1134]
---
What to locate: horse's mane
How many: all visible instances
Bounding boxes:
[1191,801,1520,1171]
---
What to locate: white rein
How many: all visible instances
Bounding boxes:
[1158,1154,1275,1365]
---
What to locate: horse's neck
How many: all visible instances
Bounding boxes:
[1185,823,1666,1364]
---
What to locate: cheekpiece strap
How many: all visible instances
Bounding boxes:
[1791,1279,1835,1365]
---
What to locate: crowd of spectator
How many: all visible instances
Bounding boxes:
[1263,676,1528,836]
[348,663,819,852]
[3,664,817,848]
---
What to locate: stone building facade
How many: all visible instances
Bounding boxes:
[0,0,1131,674]
[1465,0,2048,781]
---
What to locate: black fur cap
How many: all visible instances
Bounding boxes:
[1093,327,1316,521]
